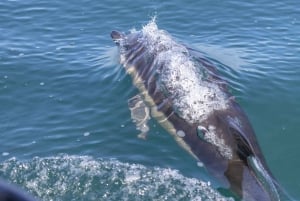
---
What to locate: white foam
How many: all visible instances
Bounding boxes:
[176,130,186,137]
[204,125,233,159]
[140,21,229,123]
[0,155,233,201]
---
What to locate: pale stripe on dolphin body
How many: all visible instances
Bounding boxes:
[123,50,198,160]
[112,29,201,161]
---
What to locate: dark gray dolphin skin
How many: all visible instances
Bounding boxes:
[0,179,38,201]
[111,22,284,201]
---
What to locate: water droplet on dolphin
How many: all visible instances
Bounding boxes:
[176,130,185,137]
[197,161,204,167]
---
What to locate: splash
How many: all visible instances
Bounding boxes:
[0,155,233,201]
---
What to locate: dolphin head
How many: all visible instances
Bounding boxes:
[110,30,124,46]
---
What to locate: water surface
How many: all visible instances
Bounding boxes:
[1,0,299,200]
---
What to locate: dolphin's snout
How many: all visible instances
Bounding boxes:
[110,30,121,39]
[111,30,124,43]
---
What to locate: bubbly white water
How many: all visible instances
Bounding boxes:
[139,20,229,124]
[202,125,233,159]
[0,155,233,201]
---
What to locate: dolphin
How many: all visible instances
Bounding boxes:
[111,21,283,201]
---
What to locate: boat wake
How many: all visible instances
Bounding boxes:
[0,155,233,201]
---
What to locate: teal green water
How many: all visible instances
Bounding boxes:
[1,0,300,200]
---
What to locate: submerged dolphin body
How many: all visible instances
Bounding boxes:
[111,21,282,201]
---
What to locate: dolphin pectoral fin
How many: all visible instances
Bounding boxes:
[128,94,151,140]
[137,132,148,140]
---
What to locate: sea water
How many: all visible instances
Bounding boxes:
[1,0,300,200]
